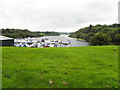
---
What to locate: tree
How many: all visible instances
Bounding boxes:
[89,33,111,46]
[88,24,93,32]
[113,34,120,44]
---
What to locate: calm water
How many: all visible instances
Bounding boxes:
[43,35,89,47]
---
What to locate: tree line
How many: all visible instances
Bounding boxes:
[35,31,60,36]
[0,29,60,39]
[69,23,120,45]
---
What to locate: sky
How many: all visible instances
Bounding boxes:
[0,0,119,32]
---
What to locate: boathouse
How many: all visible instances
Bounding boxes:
[0,35,14,46]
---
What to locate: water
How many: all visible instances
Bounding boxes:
[43,35,89,47]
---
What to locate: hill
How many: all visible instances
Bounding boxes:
[0,29,60,39]
[69,24,120,45]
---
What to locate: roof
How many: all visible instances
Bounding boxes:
[0,35,14,40]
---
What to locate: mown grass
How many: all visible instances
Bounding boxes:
[2,46,118,88]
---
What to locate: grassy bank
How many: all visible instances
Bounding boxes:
[2,46,118,88]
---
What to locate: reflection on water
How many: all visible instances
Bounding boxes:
[43,35,89,47]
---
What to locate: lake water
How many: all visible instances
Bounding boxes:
[43,35,89,47]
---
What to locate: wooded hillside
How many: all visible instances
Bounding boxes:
[69,24,120,45]
[0,29,60,39]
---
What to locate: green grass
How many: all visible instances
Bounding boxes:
[2,46,118,88]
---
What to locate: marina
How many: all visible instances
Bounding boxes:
[14,35,89,47]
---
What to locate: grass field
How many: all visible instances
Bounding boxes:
[2,46,118,88]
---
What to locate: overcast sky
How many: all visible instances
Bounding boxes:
[0,0,119,32]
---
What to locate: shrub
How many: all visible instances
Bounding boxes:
[113,34,120,44]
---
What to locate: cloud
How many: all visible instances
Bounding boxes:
[0,0,118,32]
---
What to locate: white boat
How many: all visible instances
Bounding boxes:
[63,42,70,45]
[51,41,56,44]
